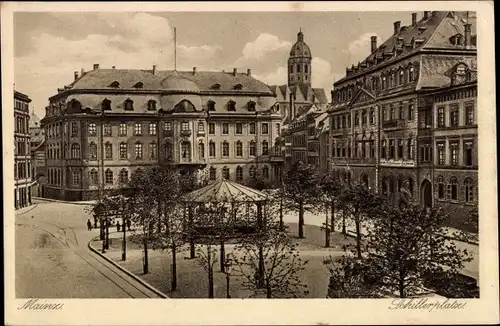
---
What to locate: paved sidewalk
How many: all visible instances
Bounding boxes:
[33,196,97,205]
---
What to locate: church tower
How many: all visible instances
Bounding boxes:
[288,29,312,87]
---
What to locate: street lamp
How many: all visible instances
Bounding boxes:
[224,258,232,298]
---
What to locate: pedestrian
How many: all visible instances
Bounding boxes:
[117,221,121,232]
[127,219,131,231]
[87,219,92,231]
[93,216,97,228]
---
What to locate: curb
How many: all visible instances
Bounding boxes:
[87,235,169,299]
[15,204,38,216]
[33,197,96,205]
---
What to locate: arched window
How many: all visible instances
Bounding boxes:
[262,166,269,180]
[109,81,120,88]
[135,141,143,159]
[197,141,205,160]
[249,140,256,156]
[119,169,129,184]
[236,141,243,157]
[227,100,236,111]
[437,176,445,199]
[105,142,113,159]
[448,177,458,200]
[181,141,191,161]
[102,99,112,111]
[381,140,387,159]
[262,140,269,156]
[119,142,127,159]
[408,66,415,82]
[222,166,230,180]
[399,69,405,85]
[149,141,157,159]
[222,141,229,157]
[210,83,221,90]
[233,84,243,90]
[207,100,216,111]
[89,169,98,186]
[71,143,80,159]
[134,82,144,89]
[147,100,156,110]
[464,178,474,203]
[105,169,113,184]
[165,142,173,161]
[209,166,217,180]
[236,166,243,181]
[68,99,82,112]
[249,165,256,179]
[247,101,256,111]
[124,99,134,111]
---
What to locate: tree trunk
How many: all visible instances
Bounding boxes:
[298,202,304,238]
[324,204,330,248]
[341,210,346,236]
[220,239,225,273]
[330,202,335,232]
[355,208,362,259]
[208,246,214,298]
[158,201,162,234]
[258,245,265,288]
[266,280,272,298]
[171,243,177,291]
[143,240,149,274]
[399,278,406,298]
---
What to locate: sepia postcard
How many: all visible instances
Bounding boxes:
[3,1,498,325]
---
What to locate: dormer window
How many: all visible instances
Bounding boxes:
[247,101,256,112]
[102,99,111,111]
[408,66,416,82]
[147,100,157,111]
[124,99,134,111]
[211,83,221,90]
[134,82,144,89]
[207,100,216,111]
[109,81,120,88]
[233,84,243,90]
[227,100,236,111]
[456,64,467,74]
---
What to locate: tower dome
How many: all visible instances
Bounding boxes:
[288,29,312,87]
[161,71,200,94]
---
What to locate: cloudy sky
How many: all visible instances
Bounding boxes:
[14,11,414,117]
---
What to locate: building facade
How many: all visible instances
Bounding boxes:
[14,91,33,209]
[328,11,477,230]
[29,110,46,198]
[41,65,283,201]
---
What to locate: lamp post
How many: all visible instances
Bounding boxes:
[224,258,232,298]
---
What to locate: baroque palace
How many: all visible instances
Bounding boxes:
[329,11,477,230]
[41,65,283,201]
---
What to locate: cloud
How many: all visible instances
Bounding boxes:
[241,33,292,61]
[346,32,379,64]
[14,13,223,114]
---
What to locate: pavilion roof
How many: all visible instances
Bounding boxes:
[184,179,269,203]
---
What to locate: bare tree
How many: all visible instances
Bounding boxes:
[319,172,345,247]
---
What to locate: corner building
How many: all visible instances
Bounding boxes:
[329,11,477,229]
[41,65,282,201]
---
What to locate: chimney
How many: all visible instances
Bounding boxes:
[464,23,472,47]
[412,13,417,26]
[394,21,401,34]
[93,63,100,70]
[423,11,430,19]
[233,68,237,76]
[192,67,197,75]
[81,68,85,75]
[247,68,251,76]
[112,66,116,69]
[74,71,79,81]
[152,65,156,75]
[57,88,64,93]
[370,36,377,53]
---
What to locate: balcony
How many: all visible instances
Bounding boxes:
[382,119,407,130]
[197,130,206,137]
[180,129,192,137]
[163,130,174,137]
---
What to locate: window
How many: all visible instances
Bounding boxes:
[464,178,474,203]
[222,142,229,157]
[104,124,112,136]
[105,169,113,184]
[390,106,395,121]
[148,100,156,111]
[236,123,243,135]
[262,141,269,156]
[227,101,236,111]
[408,66,415,82]
[179,121,188,132]
[408,101,414,120]
[209,141,215,157]
[448,177,458,201]
[437,144,445,165]
[198,121,204,132]
[297,64,301,73]
[88,123,97,136]
[398,103,404,120]
[72,170,81,185]
[135,142,143,159]
[207,101,215,111]
[369,109,375,124]
[119,169,129,184]
[105,142,113,159]
[398,139,403,159]
[165,121,172,131]
[149,123,157,136]
[381,76,387,89]
[450,105,459,127]
[305,65,309,73]
[437,176,445,199]
[222,123,229,135]
[102,99,111,111]
[134,123,142,135]
[236,166,243,181]
[208,123,215,135]
[209,167,217,180]
[236,141,243,157]
[71,143,80,158]
[249,140,256,156]
[437,107,445,127]
[399,70,405,85]
[362,111,367,125]
[222,166,230,180]
[381,140,387,159]
[198,142,205,159]
[261,123,269,135]
[124,99,134,110]
[119,123,127,136]
[249,123,256,135]
[165,142,173,160]
[464,141,473,166]
[119,142,127,159]
[450,143,458,165]
[276,123,281,135]
[181,142,190,160]
[247,102,256,111]
[389,139,395,159]
[391,72,396,87]
[465,103,474,125]
[290,65,294,73]
[249,165,256,179]
[89,169,98,186]
[262,166,269,180]
[149,142,157,159]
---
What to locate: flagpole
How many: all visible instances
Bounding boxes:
[174,27,177,71]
